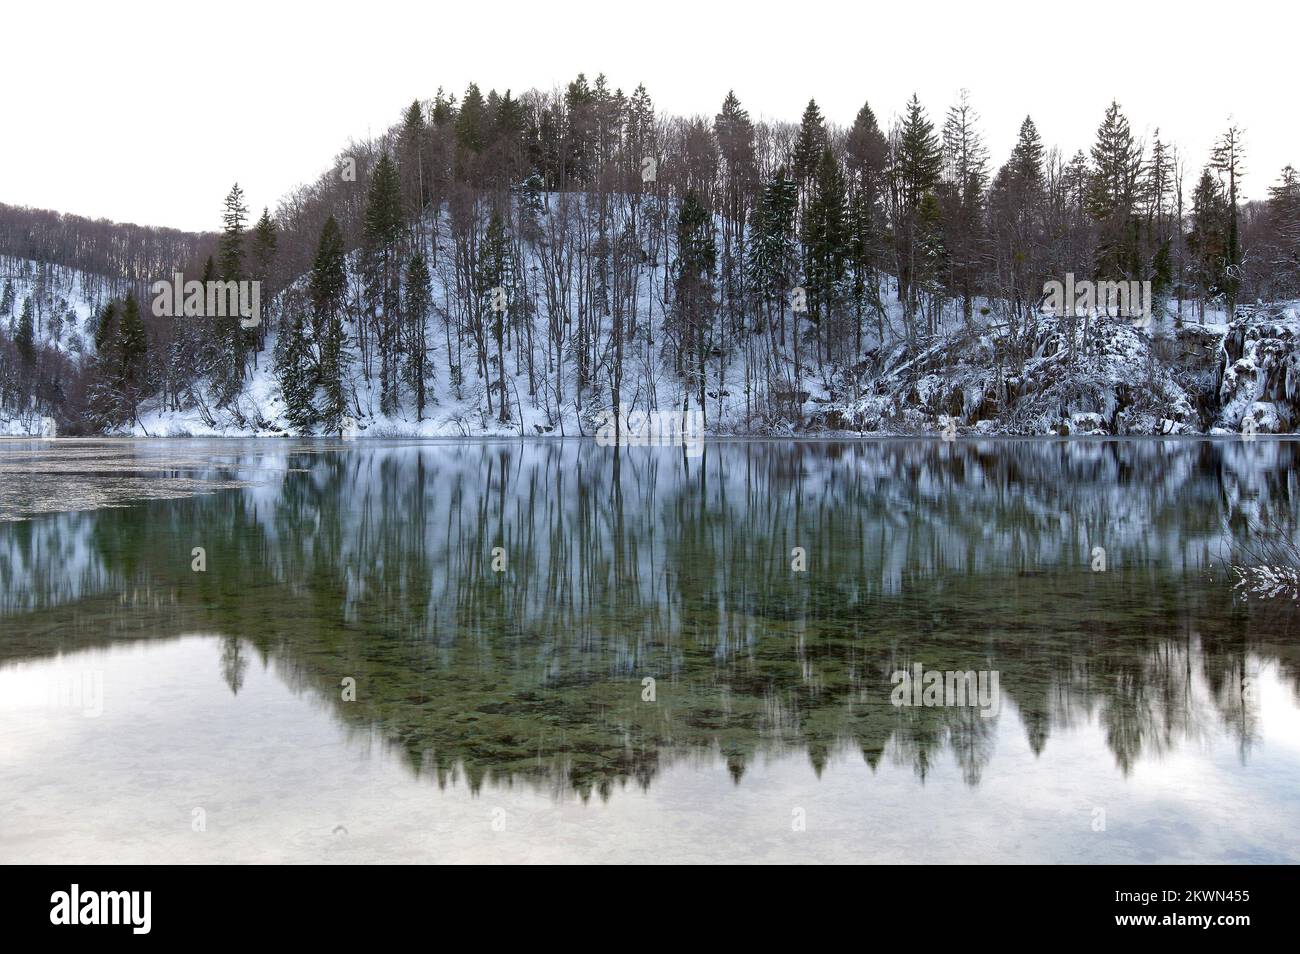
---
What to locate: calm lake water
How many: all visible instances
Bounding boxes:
[2,437,1299,863]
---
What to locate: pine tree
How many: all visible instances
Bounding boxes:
[1087,101,1140,220]
[893,94,942,325]
[363,150,405,413]
[404,251,432,421]
[792,100,828,186]
[1210,125,1245,314]
[311,216,350,435]
[673,190,716,416]
[802,147,848,365]
[247,207,278,359]
[214,184,250,402]
[86,302,120,425]
[940,90,989,323]
[116,291,149,418]
[896,95,943,211]
[251,208,277,301]
[16,297,35,366]
[399,99,430,230]
[1009,116,1045,195]
[845,103,890,350]
[219,183,248,281]
[714,91,757,335]
[479,209,512,422]
[93,301,117,358]
[1267,166,1300,297]
[1143,134,1175,307]
[1187,167,1229,317]
[276,305,318,434]
[456,83,488,157]
[749,167,799,323]
[1087,101,1145,282]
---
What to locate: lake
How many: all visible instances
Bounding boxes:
[2,437,1299,863]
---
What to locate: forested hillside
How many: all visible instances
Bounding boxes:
[2,76,1299,436]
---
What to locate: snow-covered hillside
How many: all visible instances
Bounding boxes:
[0,255,131,435]
[6,203,1300,439]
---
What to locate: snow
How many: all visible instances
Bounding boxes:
[5,193,1300,439]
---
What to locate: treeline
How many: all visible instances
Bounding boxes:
[0,203,215,290]
[4,75,1300,433]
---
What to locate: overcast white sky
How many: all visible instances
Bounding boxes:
[1,0,1292,233]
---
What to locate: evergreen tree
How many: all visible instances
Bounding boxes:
[749,167,799,320]
[219,183,249,281]
[1008,116,1045,195]
[311,216,350,434]
[86,301,120,425]
[845,103,890,349]
[404,251,433,421]
[940,90,989,323]
[16,297,35,366]
[116,291,149,417]
[276,305,317,434]
[1087,101,1144,282]
[893,94,942,325]
[1087,101,1140,220]
[792,99,828,186]
[399,99,430,228]
[1210,124,1245,314]
[363,151,405,413]
[673,190,716,416]
[714,91,757,334]
[93,301,117,358]
[479,209,512,421]
[456,83,488,157]
[1187,167,1229,315]
[1266,166,1300,297]
[248,207,278,359]
[802,147,849,364]
[896,95,943,211]
[214,184,250,401]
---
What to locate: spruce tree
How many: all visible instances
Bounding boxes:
[311,216,350,434]
[802,147,848,364]
[479,209,511,421]
[1087,101,1144,282]
[250,208,278,337]
[404,251,432,421]
[940,90,988,324]
[749,167,800,333]
[456,83,488,156]
[1009,116,1045,194]
[363,150,404,413]
[276,307,318,434]
[894,95,942,324]
[16,297,35,366]
[1087,101,1139,220]
[1267,166,1300,297]
[219,183,248,281]
[845,104,889,349]
[792,99,828,186]
[1210,125,1245,314]
[673,190,716,416]
[214,184,250,402]
[1187,167,1229,316]
[400,99,429,226]
[116,292,148,400]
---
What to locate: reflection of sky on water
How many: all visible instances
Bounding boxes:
[4,438,1300,863]
[2,636,1297,864]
